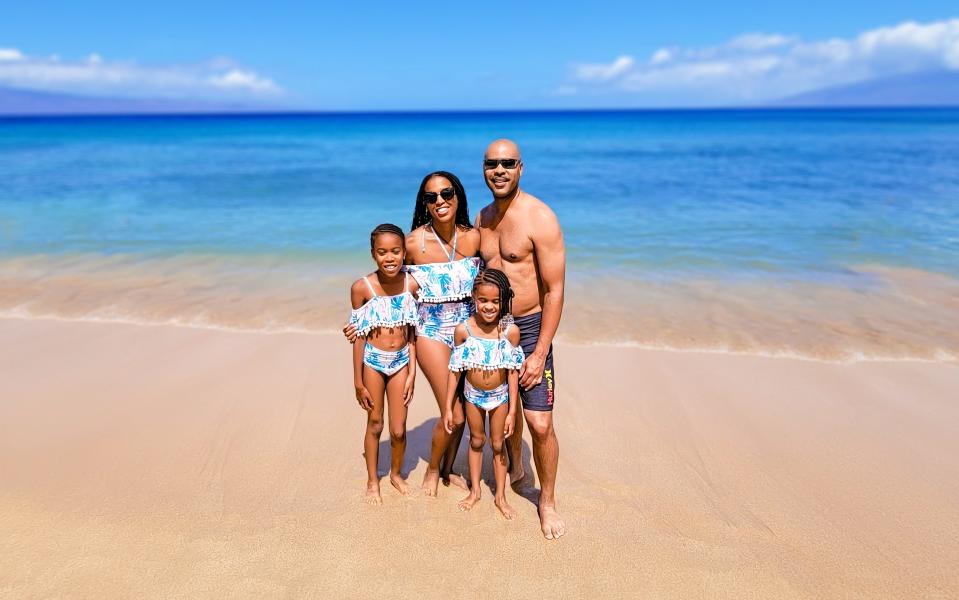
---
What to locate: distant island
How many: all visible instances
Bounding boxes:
[3,70,959,115]
[774,70,959,108]
[0,86,266,116]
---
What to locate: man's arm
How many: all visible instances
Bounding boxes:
[520,204,565,388]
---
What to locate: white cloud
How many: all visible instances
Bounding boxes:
[574,55,635,81]
[727,33,795,51]
[0,48,284,99]
[0,48,25,61]
[567,18,959,104]
[208,68,280,93]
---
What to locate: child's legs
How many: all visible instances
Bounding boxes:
[417,337,465,475]
[488,403,510,497]
[362,365,387,482]
[384,365,410,476]
[463,401,487,492]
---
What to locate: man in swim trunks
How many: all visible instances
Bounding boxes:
[476,139,567,540]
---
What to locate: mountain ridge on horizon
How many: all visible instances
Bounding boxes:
[773,70,959,107]
[0,85,275,116]
[2,70,959,116]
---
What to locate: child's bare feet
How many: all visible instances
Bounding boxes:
[494,495,517,520]
[389,472,414,497]
[445,472,470,491]
[457,490,481,511]
[421,468,440,497]
[365,480,382,505]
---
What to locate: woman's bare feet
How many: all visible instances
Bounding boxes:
[538,504,566,539]
[421,468,440,497]
[494,495,517,520]
[389,472,414,497]
[457,490,481,511]
[444,472,470,491]
[365,480,382,505]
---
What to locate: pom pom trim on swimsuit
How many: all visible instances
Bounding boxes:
[352,316,421,339]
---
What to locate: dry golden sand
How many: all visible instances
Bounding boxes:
[1,318,958,599]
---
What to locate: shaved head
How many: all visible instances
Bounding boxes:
[484,138,522,160]
[482,138,523,199]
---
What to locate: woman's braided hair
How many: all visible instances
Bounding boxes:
[473,268,514,321]
[369,223,405,249]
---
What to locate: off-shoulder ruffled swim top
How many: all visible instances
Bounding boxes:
[449,321,524,372]
[348,274,419,338]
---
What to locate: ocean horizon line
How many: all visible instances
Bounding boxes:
[3,104,959,122]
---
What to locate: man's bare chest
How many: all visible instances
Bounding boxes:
[480,224,533,264]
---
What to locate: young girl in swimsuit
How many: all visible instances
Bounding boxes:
[349,223,420,505]
[444,269,524,519]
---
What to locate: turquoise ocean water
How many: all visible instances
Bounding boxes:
[2,109,958,360]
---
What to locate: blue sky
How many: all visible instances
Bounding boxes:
[1,1,957,109]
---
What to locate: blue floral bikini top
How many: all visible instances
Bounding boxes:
[404,226,481,303]
[348,274,420,337]
[449,321,525,372]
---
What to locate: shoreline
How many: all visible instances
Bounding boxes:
[2,313,957,365]
[2,317,957,598]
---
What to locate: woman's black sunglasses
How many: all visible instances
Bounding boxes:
[423,187,455,204]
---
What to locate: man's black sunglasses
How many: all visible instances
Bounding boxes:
[483,158,520,169]
[423,187,455,204]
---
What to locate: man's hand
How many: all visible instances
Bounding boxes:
[504,412,516,438]
[355,385,373,411]
[343,323,359,344]
[519,352,545,390]
[403,376,415,406]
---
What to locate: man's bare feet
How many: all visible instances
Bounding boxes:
[494,495,517,520]
[538,504,566,539]
[457,490,481,512]
[508,464,526,488]
[445,472,470,491]
[365,480,382,506]
[421,468,440,497]
[389,472,414,497]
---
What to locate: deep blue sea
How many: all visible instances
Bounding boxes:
[2,109,958,360]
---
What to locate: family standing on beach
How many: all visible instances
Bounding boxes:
[343,139,567,540]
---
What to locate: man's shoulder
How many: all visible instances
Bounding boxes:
[476,202,497,226]
[520,193,559,225]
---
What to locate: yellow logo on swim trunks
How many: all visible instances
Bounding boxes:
[545,369,554,404]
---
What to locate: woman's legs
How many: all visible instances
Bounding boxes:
[458,401,485,511]
[418,337,467,496]
[489,403,516,520]
[385,365,413,496]
[362,365,386,505]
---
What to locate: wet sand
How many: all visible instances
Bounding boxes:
[1,318,957,598]
[4,255,959,361]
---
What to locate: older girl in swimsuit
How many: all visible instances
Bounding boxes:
[404,171,481,496]
[349,223,421,505]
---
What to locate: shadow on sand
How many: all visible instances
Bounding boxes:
[374,417,539,507]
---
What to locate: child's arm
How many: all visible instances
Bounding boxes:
[505,325,522,437]
[403,325,417,406]
[350,280,373,411]
[443,370,462,434]
[443,323,468,433]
